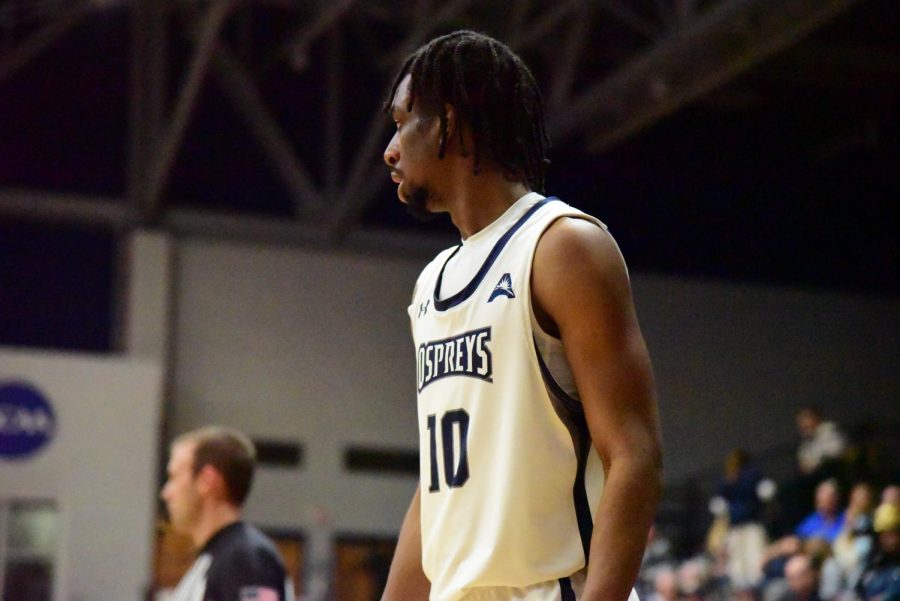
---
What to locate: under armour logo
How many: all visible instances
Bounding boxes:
[418,299,430,317]
[488,273,516,302]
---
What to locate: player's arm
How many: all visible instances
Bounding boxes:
[382,486,430,601]
[532,218,663,601]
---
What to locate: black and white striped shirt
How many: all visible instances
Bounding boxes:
[169,521,293,601]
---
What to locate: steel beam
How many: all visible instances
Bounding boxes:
[760,43,900,84]
[165,207,455,259]
[507,0,584,51]
[0,187,453,259]
[163,207,332,246]
[546,0,860,152]
[548,3,592,113]
[0,3,91,86]
[283,0,356,71]
[597,0,660,40]
[324,27,342,200]
[128,0,167,224]
[0,188,134,226]
[211,46,325,213]
[144,0,236,220]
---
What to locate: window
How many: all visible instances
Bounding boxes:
[0,499,58,601]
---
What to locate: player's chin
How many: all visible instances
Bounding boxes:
[405,186,437,222]
[396,180,413,203]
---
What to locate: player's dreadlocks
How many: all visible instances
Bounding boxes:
[385,30,551,193]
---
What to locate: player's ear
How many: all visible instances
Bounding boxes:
[442,103,456,148]
[442,103,471,158]
[444,102,455,127]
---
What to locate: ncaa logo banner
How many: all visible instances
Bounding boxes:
[0,381,57,460]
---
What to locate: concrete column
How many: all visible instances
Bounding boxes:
[123,230,173,363]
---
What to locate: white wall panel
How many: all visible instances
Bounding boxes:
[0,348,163,601]
[173,241,426,534]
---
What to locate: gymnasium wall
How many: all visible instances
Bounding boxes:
[172,240,424,536]
[632,276,899,479]
[0,348,163,601]
[171,238,900,535]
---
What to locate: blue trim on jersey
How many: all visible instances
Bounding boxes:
[433,197,559,311]
[533,340,580,414]
[535,340,593,562]
[559,577,576,601]
[573,436,593,562]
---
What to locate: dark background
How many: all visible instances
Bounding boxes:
[1,0,897,353]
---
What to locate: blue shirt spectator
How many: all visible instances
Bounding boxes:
[795,479,845,543]
[796,510,846,543]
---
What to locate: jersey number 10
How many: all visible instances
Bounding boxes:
[426,410,470,491]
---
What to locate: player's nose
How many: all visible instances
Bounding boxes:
[384,132,399,167]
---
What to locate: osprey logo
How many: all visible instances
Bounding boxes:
[488,273,515,302]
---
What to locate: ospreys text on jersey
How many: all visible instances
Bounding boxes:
[416,327,492,392]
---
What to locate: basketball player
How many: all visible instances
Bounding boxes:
[161,426,293,601]
[381,31,663,601]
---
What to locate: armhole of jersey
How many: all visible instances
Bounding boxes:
[526,213,611,343]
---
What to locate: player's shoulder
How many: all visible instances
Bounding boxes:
[536,213,622,270]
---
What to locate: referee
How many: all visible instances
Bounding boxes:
[161,426,293,601]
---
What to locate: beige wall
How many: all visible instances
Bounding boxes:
[172,238,900,532]
[0,348,163,601]
[173,240,425,535]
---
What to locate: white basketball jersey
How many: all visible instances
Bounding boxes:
[409,195,608,601]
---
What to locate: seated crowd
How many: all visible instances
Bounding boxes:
[638,407,899,601]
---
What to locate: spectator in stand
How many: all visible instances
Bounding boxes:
[638,525,677,598]
[715,449,769,592]
[777,406,849,534]
[677,556,714,601]
[828,482,878,596]
[763,481,844,599]
[795,479,846,545]
[761,536,802,601]
[777,553,822,601]
[796,406,848,477]
[881,485,900,506]
[646,567,679,601]
[858,499,899,600]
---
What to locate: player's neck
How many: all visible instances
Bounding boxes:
[445,171,530,240]
[191,503,242,549]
